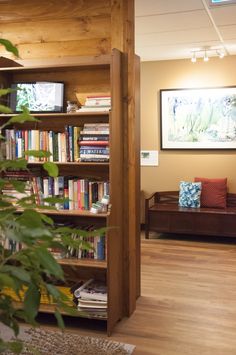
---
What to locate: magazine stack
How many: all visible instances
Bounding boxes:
[78,95,111,112]
[74,279,107,318]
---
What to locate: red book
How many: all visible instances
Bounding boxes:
[79,141,109,146]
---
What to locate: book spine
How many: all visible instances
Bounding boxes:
[43,178,49,206]
[73,179,78,210]
[63,178,69,210]
[79,148,109,155]
[49,131,53,162]
[68,126,74,162]
[58,176,64,210]
[68,178,74,210]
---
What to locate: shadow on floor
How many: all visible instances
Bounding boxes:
[146,231,236,245]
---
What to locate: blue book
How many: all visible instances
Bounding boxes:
[97,235,105,260]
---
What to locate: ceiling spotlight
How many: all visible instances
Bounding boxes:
[191,52,197,63]
[203,50,209,62]
[219,51,225,59]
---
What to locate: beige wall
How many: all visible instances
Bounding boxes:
[141,56,236,197]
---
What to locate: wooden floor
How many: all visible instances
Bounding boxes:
[40,233,236,355]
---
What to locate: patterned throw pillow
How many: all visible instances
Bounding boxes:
[179,181,202,208]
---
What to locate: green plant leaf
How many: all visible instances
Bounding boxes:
[35,247,64,279]
[1,265,31,283]
[40,213,54,226]
[10,180,26,193]
[24,150,51,158]
[0,158,28,171]
[6,107,39,125]
[7,340,23,354]
[43,196,67,205]
[0,88,16,97]
[0,208,16,220]
[0,38,19,57]
[0,200,12,207]
[0,273,15,288]
[54,309,65,329]
[43,162,59,177]
[58,302,78,316]
[23,283,40,322]
[17,209,44,228]
[45,284,61,299]
[0,104,12,114]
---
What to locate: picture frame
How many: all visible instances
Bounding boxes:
[160,86,236,150]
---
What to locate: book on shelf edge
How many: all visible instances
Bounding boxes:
[79,141,109,146]
[74,279,107,302]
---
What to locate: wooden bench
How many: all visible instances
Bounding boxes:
[145,191,236,239]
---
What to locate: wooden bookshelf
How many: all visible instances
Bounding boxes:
[0,49,137,335]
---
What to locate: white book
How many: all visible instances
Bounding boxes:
[68,179,74,210]
[48,131,53,162]
[58,132,62,162]
[73,180,78,210]
[54,177,59,209]
[43,178,49,206]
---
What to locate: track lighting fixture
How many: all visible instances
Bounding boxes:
[203,50,209,62]
[190,47,226,63]
[191,52,197,63]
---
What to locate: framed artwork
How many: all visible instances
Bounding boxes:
[160,87,236,150]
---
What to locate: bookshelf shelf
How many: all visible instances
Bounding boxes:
[37,209,108,218]
[16,208,108,218]
[13,302,107,320]
[27,162,109,167]
[0,111,110,118]
[0,49,136,335]
[58,258,107,268]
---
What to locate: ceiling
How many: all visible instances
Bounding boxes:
[135,0,236,61]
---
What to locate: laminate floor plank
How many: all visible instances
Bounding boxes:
[39,234,236,354]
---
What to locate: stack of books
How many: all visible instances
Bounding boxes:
[1,170,35,206]
[79,123,109,162]
[78,95,111,112]
[74,279,107,318]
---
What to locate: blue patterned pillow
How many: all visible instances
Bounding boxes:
[179,181,202,208]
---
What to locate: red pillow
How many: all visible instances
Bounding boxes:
[194,177,227,208]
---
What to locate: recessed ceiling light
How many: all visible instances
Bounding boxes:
[210,0,236,5]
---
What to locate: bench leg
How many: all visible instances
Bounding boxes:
[145,223,149,239]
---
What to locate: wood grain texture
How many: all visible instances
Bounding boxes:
[0,0,110,22]
[63,235,236,355]
[0,17,110,44]
[0,0,111,59]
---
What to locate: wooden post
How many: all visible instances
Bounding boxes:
[110,0,140,316]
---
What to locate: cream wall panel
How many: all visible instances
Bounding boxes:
[141,56,236,196]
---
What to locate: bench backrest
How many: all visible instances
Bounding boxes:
[155,191,236,208]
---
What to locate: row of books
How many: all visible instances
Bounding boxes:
[4,123,110,163]
[5,126,82,162]
[1,170,110,212]
[1,223,106,261]
[34,177,109,211]
[49,226,106,261]
[78,94,111,113]
[80,123,109,162]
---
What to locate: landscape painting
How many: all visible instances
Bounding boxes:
[160,87,236,149]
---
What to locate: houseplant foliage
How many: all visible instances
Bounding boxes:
[0,39,103,353]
